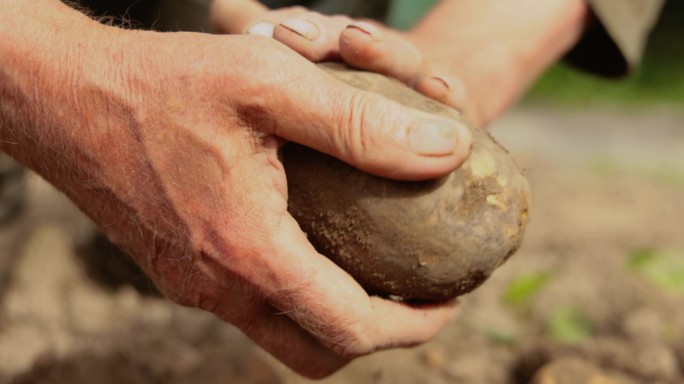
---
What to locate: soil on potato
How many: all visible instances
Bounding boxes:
[1,106,683,384]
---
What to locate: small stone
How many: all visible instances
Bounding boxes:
[632,341,678,382]
[530,358,616,384]
[421,346,447,370]
[0,324,51,376]
[137,298,174,329]
[5,225,80,326]
[112,286,143,321]
[622,307,664,342]
[67,282,118,334]
[444,354,491,382]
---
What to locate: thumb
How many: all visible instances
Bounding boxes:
[272,66,473,181]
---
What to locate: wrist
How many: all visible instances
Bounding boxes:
[0,0,150,205]
[1,1,127,157]
[407,0,589,125]
[0,2,177,253]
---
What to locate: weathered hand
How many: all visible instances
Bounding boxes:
[211,0,469,115]
[211,0,589,127]
[1,1,472,378]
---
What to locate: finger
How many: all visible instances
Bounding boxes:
[243,7,309,37]
[261,214,460,357]
[273,13,353,61]
[211,0,270,34]
[189,238,350,379]
[415,74,469,112]
[199,291,351,380]
[238,304,351,379]
[264,64,473,181]
[339,21,424,85]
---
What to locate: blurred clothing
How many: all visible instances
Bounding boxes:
[567,0,666,76]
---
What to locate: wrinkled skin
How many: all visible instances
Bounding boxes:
[1,0,590,378]
[1,0,472,379]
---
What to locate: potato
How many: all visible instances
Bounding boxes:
[283,63,530,301]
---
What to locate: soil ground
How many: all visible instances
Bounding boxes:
[0,105,683,384]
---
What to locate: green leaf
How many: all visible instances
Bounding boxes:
[547,307,594,344]
[628,248,684,295]
[502,271,554,309]
[482,328,520,347]
[628,248,658,269]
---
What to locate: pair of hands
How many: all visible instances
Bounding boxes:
[178,2,472,376]
[1,0,587,378]
[194,2,473,376]
[187,1,585,376]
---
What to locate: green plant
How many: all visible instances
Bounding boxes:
[546,306,595,344]
[502,271,555,310]
[628,248,684,295]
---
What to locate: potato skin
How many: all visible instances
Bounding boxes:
[284,63,530,301]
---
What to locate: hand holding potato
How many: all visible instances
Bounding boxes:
[0,0,472,378]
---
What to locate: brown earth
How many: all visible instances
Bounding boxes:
[1,105,683,384]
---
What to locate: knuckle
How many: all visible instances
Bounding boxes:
[343,90,370,162]
[322,310,378,358]
[335,336,374,358]
[329,326,373,358]
[339,90,389,165]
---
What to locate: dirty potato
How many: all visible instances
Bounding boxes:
[283,63,530,301]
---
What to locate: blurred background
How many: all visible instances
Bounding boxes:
[0,1,682,384]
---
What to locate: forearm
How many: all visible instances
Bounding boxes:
[1,1,115,174]
[408,0,589,125]
[0,1,155,244]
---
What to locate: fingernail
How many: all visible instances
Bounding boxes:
[407,110,461,156]
[346,21,383,41]
[246,22,276,37]
[280,18,320,41]
[429,76,454,91]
